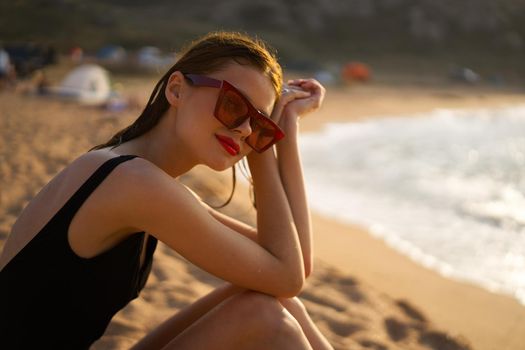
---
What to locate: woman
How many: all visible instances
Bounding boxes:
[0,31,331,349]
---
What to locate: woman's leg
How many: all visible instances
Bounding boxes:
[279,297,334,350]
[131,283,244,349]
[133,289,312,350]
[131,283,332,350]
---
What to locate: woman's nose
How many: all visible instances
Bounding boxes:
[233,117,252,138]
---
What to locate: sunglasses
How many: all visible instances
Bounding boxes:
[183,74,285,153]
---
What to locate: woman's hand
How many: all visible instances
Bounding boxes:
[270,79,326,133]
[282,78,325,119]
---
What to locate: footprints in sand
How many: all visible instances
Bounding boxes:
[384,317,410,341]
[327,318,364,338]
[384,316,471,350]
[301,289,348,312]
[295,260,473,350]
[396,299,427,323]
[306,264,367,305]
[382,302,472,350]
[359,338,389,350]
[419,331,472,350]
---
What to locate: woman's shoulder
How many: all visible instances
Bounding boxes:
[67,149,140,170]
[38,150,164,207]
[72,150,180,196]
[66,150,157,180]
[63,150,204,224]
[77,152,205,230]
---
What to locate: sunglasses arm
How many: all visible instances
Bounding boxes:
[184,74,223,89]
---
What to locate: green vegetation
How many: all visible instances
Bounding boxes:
[1,0,524,81]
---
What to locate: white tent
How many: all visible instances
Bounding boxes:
[52,64,111,105]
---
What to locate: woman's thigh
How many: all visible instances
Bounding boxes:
[132,289,312,350]
[131,283,243,349]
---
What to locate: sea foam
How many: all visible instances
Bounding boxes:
[299,105,525,305]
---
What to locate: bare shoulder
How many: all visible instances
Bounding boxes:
[125,161,202,209]
[89,153,204,221]
[66,151,183,208]
[64,151,165,189]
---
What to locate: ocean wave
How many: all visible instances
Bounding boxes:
[300,104,525,305]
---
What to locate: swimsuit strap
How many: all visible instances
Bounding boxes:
[49,155,138,228]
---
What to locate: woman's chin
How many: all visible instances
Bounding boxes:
[202,149,247,172]
[205,158,237,172]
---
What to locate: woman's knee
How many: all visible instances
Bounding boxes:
[230,291,283,323]
[279,296,307,316]
[228,291,303,336]
[156,291,310,350]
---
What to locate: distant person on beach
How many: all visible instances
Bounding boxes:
[0,31,331,349]
[0,47,16,89]
[0,47,10,77]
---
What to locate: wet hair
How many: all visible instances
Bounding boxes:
[91,31,283,207]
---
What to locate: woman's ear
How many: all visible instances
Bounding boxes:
[165,71,184,106]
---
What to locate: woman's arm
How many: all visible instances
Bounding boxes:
[183,185,258,242]
[274,79,326,278]
[276,119,313,277]
[117,158,304,298]
[246,144,305,281]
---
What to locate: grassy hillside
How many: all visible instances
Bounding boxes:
[1,0,524,79]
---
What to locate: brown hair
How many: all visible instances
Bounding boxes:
[91,31,283,207]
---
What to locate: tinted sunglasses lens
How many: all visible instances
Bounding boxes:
[215,83,283,152]
[216,89,249,128]
[246,115,280,152]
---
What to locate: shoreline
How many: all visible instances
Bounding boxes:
[298,82,525,133]
[295,84,525,350]
[311,213,525,350]
[298,101,525,308]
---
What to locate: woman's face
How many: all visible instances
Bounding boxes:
[172,62,276,171]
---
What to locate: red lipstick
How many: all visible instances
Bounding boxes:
[215,134,240,156]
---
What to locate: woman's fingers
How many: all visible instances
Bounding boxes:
[282,85,310,97]
[271,88,308,122]
[287,79,325,100]
[279,86,310,107]
[287,79,317,89]
[272,78,326,122]
[280,79,326,116]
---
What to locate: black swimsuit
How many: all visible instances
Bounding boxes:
[0,155,158,349]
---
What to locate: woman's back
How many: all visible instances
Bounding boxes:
[0,153,158,348]
[0,151,148,269]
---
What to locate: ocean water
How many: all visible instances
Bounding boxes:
[299,105,525,305]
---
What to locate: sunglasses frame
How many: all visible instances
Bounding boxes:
[184,73,285,153]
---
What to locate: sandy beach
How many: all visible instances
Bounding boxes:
[1,67,524,350]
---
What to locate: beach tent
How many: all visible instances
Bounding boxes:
[52,64,111,105]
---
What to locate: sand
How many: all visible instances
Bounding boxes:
[1,69,524,350]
